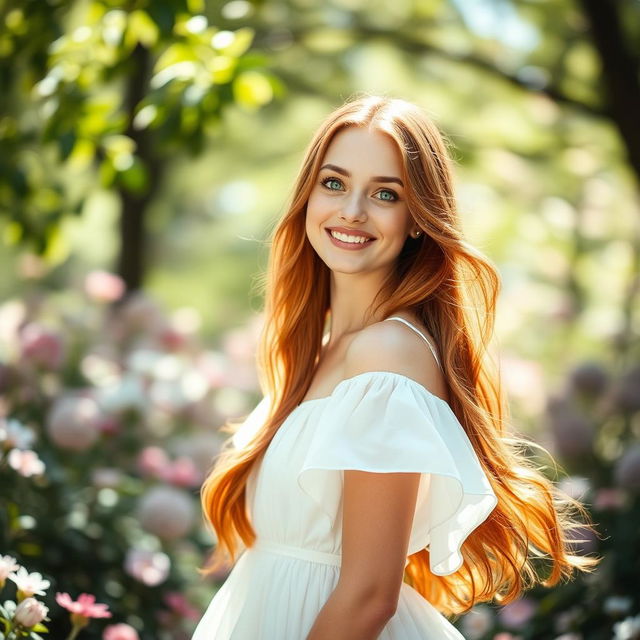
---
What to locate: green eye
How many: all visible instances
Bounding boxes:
[324,178,342,190]
[377,189,397,202]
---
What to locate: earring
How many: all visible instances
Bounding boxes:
[412,230,422,239]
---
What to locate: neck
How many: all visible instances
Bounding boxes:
[326,268,391,348]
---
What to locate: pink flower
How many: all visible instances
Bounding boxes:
[158,327,187,351]
[0,555,20,586]
[163,591,200,620]
[461,604,494,639]
[8,448,46,477]
[96,414,121,436]
[84,270,125,303]
[91,468,123,489]
[56,592,112,619]
[124,549,170,586]
[19,323,64,370]
[136,485,196,540]
[594,488,626,511]
[195,351,227,389]
[14,597,49,627]
[498,597,537,629]
[554,606,581,633]
[161,456,202,488]
[118,293,165,333]
[103,623,140,640]
[614,445,640,491]
[137,446,170,478]
[8,566,50,598]
[46,393,102,451]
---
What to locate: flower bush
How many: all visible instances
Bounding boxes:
[1,271,637,639]
[459,359,640,639]
[0,274,263,639]
[0,554,114,640]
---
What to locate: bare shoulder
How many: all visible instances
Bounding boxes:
[344,316,448,402]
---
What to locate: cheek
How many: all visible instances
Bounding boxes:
[306,189,329,222]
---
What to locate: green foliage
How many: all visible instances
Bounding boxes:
[0,0,274,263]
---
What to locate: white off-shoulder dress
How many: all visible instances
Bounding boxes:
[192,318,498,639]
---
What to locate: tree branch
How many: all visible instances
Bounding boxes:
[577,0,640,180]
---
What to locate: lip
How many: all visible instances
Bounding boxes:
[325,228,376,251]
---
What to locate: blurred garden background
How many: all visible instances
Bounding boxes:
[1,0,639,638]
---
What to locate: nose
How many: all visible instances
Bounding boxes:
[339,190,367,222]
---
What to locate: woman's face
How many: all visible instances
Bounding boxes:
[305,126,416,277]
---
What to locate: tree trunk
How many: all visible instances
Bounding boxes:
[578,0,640,182]
[116,43,163,294]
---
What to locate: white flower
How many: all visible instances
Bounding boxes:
[558,475,591,500]
[14,596,49,627]
[614,614,640,640]
[0,418,36,450]
[97,373,148,413]
[8,566,50,597]
[8,449,46,477]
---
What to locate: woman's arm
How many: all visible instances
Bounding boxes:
[304,578,394,640]
[305,470,421,640]
[306,321,442,639]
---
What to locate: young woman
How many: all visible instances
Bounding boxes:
[192,95,599,639]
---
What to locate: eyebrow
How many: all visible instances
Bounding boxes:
[319,163,404,187]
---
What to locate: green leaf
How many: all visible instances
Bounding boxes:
[211,27,254,58]
[210,55,236,84]
[103,134,136,157]
[118,156,149,194]
[187,0,205,13]
[3,221,23,245]
[99,157,116,188]
[43,223,70,265]
[155,43,199,72]
[232,70,273,110]
[126,10,159,49]
[66,139,96,170]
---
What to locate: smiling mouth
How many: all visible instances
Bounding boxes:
[325,228,375,244]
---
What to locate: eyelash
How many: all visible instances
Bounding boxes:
[320,176,399,202]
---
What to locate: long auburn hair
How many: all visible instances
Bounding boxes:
[199,95,600,615]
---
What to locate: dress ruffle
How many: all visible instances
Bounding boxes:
[296,371,498,576]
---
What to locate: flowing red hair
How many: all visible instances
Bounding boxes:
[199,95,600,615]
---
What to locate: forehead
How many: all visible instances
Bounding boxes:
[321,126,402,175]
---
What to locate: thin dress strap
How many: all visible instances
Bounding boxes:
[383,316,442,370]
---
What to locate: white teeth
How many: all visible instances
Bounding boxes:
[330,230,372,244]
